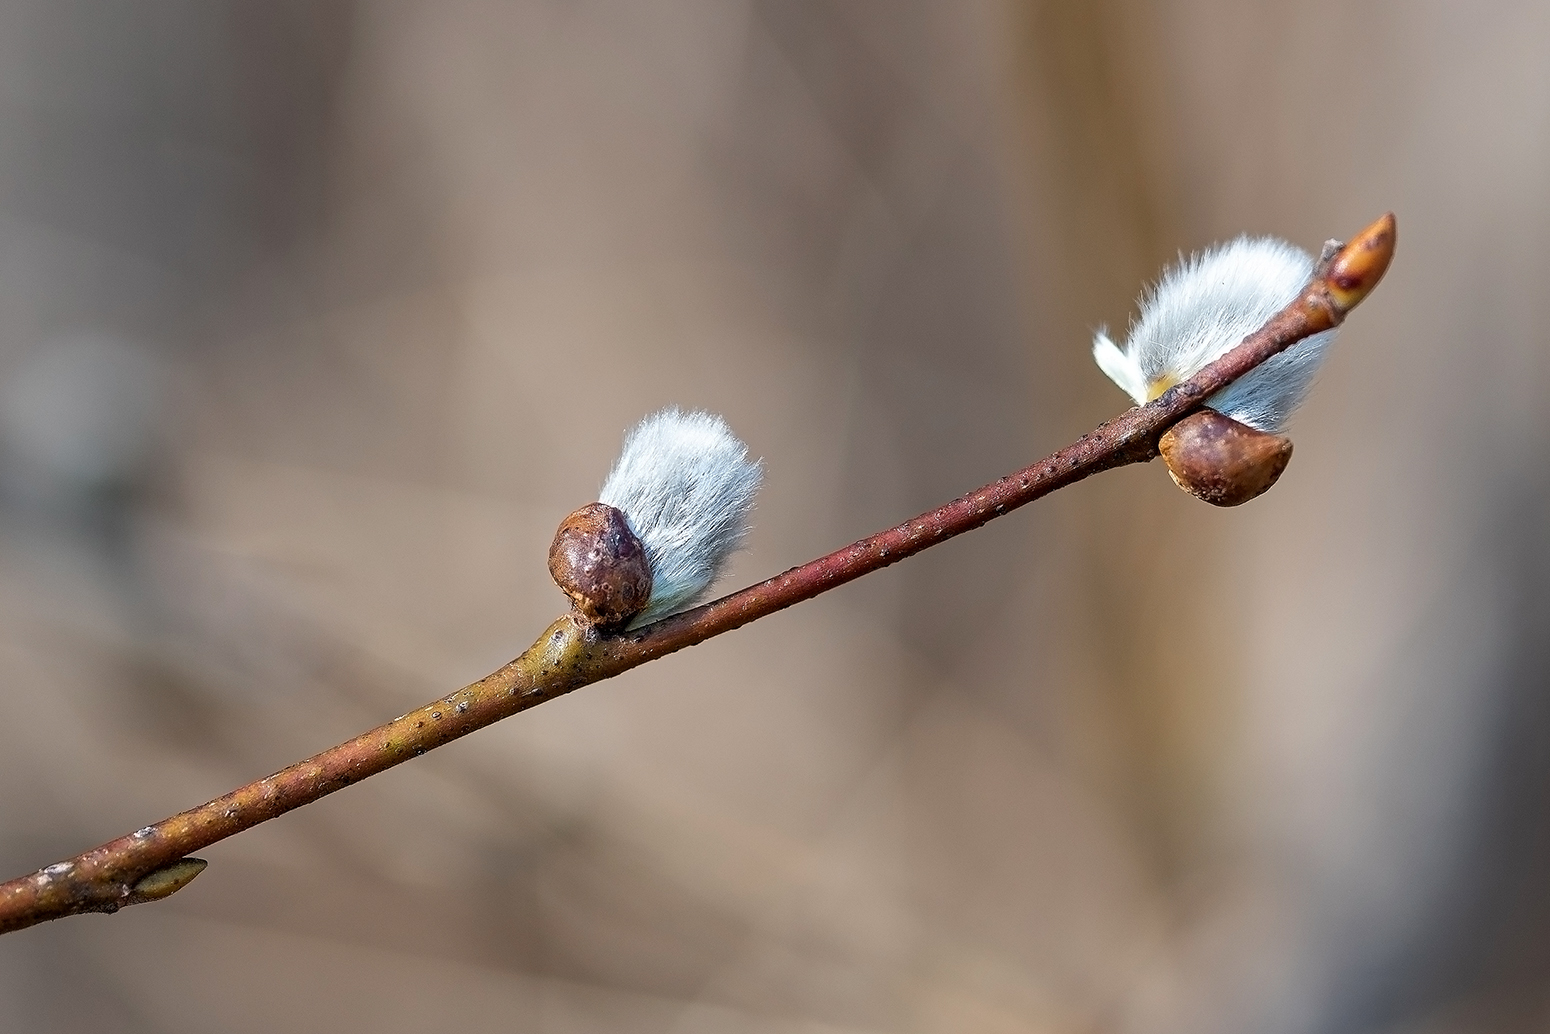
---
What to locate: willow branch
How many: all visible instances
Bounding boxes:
[0,214,1395,936]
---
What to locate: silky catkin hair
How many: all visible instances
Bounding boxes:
[1092,236,1339,432]
[599,409,762,626]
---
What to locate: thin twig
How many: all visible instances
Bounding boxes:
[0,214,1395,936]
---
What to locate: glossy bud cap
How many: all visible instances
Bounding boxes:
[1159,409,1293,507]
[548,502,653,628]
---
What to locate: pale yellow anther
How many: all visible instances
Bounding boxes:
[1145,375,1179,402]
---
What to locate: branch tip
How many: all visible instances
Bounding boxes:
[1325,212,1396,314]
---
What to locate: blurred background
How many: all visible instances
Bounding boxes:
[0,2,1545,1031]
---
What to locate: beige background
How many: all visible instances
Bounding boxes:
[0,2,1547,1032]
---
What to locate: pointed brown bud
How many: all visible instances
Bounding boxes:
[548,502,653,629]
[1159,409,1293,507]
[1324,212,1396,314]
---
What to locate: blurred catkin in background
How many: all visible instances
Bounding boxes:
[0,3,1547,1033]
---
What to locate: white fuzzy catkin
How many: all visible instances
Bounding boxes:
[1092,236,1339,432]
[598,408,762,626]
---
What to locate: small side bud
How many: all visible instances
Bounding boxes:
[1159,408,1293,507]
[127,857,208,903]
[1324,212,1396,314]
[549,502,653,628]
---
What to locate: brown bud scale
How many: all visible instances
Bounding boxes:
[1159,409,1293,507]
[548,503,653,628]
